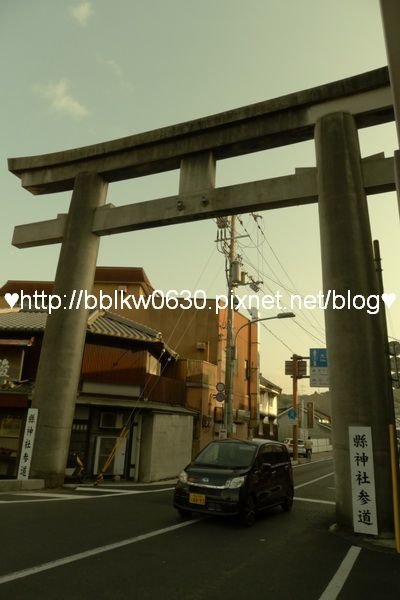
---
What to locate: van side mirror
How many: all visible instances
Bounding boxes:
[261,462,272,471]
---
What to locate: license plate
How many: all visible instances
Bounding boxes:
[189,493,206,505]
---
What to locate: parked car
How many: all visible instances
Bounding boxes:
[283,438,308,458]
[173,438,294,526]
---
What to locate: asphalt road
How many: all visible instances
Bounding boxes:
[0,454,399,599]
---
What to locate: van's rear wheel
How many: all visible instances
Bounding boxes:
[240,496,256,527]
[281,487,294,512]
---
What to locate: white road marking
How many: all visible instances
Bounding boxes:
[319,546,361,600]
[0,487,174,504]
[295,472,334,489]
[76,487,133,494]
[0,520,198,585]
[8,492,82,499]
[76,486,175,495]
[2,469,334,504]
[293,457,333,468]
[295,497,335,505]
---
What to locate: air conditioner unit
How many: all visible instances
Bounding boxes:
[99,412,125,429]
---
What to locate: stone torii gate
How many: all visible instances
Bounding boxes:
[8,66,399,537]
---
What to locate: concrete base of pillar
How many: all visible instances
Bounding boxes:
[329,523,397,552]
[0,479,45,492]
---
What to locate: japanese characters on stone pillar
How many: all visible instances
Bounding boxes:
[349,426,378,536]
[17,408,39,480]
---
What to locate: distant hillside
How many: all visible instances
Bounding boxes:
[279,391,331,415]
[280,389,400,418]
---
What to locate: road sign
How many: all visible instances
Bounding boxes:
[285,360,307,376]
[310,348,329,387]
[310,348,328,367]
[287,408,297,421]
[216,382,225,392]
[285,360,293,375]
[215,392,225,403]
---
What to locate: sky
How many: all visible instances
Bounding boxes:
[1,0,399,393]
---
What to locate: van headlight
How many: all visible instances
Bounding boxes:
[225,476,245,489]
[178,471,188,483]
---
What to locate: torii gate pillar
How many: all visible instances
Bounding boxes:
[30,172,108,486]
[315,111,395,534]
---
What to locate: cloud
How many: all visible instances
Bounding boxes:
[105,59,123,79]
[104,59,135,92]
[70,1,93,26]
[34,80,90,119]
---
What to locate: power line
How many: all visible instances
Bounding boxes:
[250,212,324,333]
[260,321,295,354]
[236,244,326,341]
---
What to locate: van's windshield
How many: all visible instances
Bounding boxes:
[194,442,257,469]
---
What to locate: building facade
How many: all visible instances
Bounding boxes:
[1,267,268,481]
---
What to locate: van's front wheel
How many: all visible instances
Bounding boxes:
[239,496,256,527]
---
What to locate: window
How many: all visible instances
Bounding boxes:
[258,444,286,465]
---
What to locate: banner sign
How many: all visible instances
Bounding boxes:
[348,426,378,536]
[17,408,39,480]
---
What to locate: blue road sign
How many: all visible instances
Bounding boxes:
[310,348,328,368]
[287,408,297,421]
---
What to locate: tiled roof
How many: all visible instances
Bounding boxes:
[0,266,154,296]
[87,310,162,343]
[0,310,47,331]
[0,309,177,360]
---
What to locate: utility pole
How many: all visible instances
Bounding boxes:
[292,355,299,461]
[224,215,236,437]
[289,353,309,461]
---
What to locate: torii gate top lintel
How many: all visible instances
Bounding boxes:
[8,66,393,196]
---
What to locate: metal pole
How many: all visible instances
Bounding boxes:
[228,312,295,439]
[292,355,298,461]
[224,215,236,437]
[379,0,400,218]
[389,423,400,553]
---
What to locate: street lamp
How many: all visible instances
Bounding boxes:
[233,312,295,346]
[224,312,295,436]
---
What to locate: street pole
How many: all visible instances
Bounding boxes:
[380,1,400,219]
[224,215,236,437]
[292,355,299,461]
[229,312,295,440]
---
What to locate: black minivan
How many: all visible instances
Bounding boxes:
[173,438,294,526]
